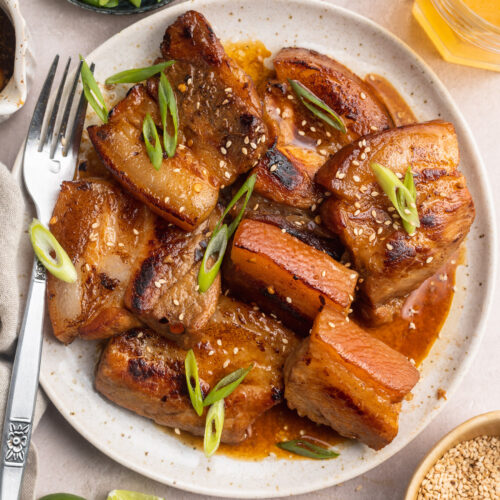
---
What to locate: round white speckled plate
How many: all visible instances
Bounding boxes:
[15,0,496,497]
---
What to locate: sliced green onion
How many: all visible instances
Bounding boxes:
[142,113,163,171]
[29,219,77,283]
[203,365,253,407]
[204,399,225,457]
[81,0,119,7]
[80,56,108,124]
[39,495,87,500]
[185,349,203,416]
[158,73,178,158]
[197,173,257,293]
[198,224,228,293]
[276,439,339,459]
[128,0,141,7]
[105,61,175,85]
[288,79,346,134]
[371,162,420,235]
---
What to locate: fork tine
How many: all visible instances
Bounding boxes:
[62,64,91,163]
[40,57,71,153]
[26,55,59,145]
[51,59,83,158]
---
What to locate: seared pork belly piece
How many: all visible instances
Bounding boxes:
[96,296,298,443]
[226,191,344,259]
[316,121,475,315]
[47,180,151,343]
[253,49,393,208]
[146,10,269,187]
[284,307,419,450]
[227,219,357,332]
[88,85,218,231]
[125,210,221,342]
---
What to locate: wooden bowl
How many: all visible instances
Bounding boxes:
[405,410,500,499]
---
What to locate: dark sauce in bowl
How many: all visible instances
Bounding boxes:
[0,8,15,92]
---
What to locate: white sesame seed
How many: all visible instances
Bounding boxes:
[298,130,305,136]
[179,206,185,213]
[241,147,248,155]
[173,299,180,306]
[360,92,367,100]
[217,339,222,346]
[270,164,277,172]
[250,142,257,149]
[282,338,288,344]
[360,153,367,160]
[223,359,230,368]
[154,281,161,288]
[286,297,292,303]
[220,147,227,155]
[386,243,394,250]
[224,171,231,179]
[225,140,232,148]
[352,160,360,166]
[353,175,361,182]
[409,322,416,330]
[133,228,139,235]
[174,428,181,435]
[369,233,376,242]
[233,347,239,354]
[354,210,360,216]
[328,322,335,328]
[336,172,346,179]
[208,350,215,356]
[91,222,99,229]
[371,191,379,197]
[426,256,434,263]
[179,313,184,321]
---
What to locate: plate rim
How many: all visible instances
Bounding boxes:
[28,0,497,496]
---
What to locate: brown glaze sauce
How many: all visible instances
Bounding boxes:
[0,8,15,93]
[82,41,459,460]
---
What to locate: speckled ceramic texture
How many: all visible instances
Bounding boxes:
[66,0,174,16]
[14,0,495,497]
[0,0,34,123]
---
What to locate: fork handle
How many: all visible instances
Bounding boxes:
[0,259,46,500]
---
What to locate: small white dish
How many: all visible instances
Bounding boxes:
[0,0,34,123]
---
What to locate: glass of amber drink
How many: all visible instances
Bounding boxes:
[413,0,500,71]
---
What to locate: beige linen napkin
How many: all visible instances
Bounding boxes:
[0,161,47,500]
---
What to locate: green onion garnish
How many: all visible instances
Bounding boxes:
[158,73,178,158]
[276,439,339,459]
[128,0,141,7]
[288,79,346,134]
[185,349,204,417]
[371,162,420,235]
[204,399,225,457]
[203,365,253,407]
[197,173,257,293]
[105,61,175,85]
[142,113,163,171]
[29,219,77,283]
[80,56,108,124]
[198,225,228,294]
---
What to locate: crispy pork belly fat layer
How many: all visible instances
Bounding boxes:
[316,120,475,309]
[284,307,419,450]
[88,85,218,232]
[125,210,221,342]
[147,10,269,187]
[228,219,357,331]
[47,180,150,344]
[252,49,393,208]
[96,297,298,443]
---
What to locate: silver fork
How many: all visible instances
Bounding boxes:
[0,55,89,500]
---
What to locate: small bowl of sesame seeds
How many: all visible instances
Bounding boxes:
[405,411,500,500]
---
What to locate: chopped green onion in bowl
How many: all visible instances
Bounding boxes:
[29,219,77,283]
[80,56,108,123]
[105,60,174,85]
[371,162,420,235]
[288,79,346,134]
[107,490,164,500]
[204,399,225,457]
[276,438,339,459]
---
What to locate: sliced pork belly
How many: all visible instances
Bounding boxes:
[88,85,218,232]
[146,10,269,188]
[47,179,152,343]
[252,49,393,208]
[316,120,475,315]
[96,296,298,443]
[125,210,221,343]
[284,307,419,450]
[226,218,357,333]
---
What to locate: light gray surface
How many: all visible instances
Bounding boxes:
[0,0,498,499]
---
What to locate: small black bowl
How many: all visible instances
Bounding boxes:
[66,0,174,15]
